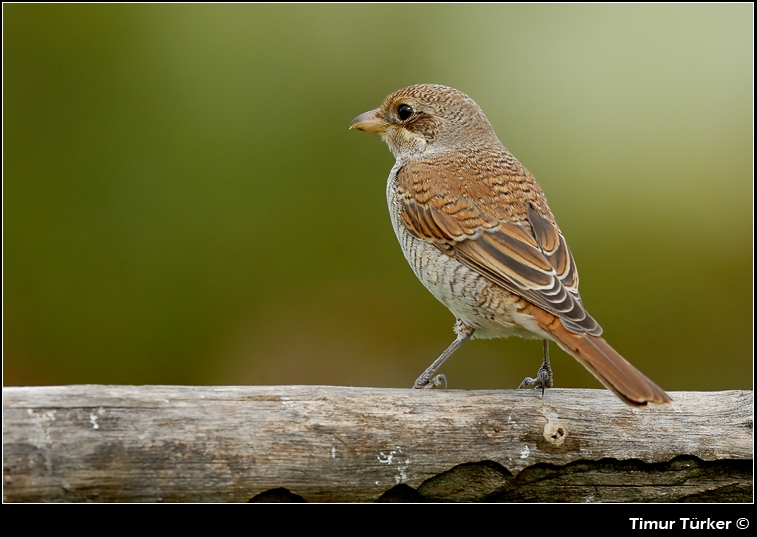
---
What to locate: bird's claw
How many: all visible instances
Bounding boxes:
[518,376,539,390]
[518,363,553,398]
[413,374,448,390]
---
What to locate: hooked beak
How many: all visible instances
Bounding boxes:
[350,109,388,133]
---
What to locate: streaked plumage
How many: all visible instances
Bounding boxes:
[351,84,671,406]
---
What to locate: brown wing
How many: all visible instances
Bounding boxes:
[397,155,602,336]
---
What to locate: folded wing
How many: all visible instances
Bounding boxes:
[396,157,602,336]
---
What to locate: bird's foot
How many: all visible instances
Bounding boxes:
[411,320,473,390]
[518,340,553,397]
[517,365,553,395]
[412,374,447,390]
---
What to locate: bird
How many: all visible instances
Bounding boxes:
[350,84,672,407]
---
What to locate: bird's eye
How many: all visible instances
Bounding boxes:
[397,104,413,121]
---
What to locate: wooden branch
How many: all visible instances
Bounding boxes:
[3,385,752,502]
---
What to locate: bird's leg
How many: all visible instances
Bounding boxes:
[518,339,554,397]
[412,319,475,389]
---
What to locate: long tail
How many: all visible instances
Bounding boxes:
[521,302,672,406]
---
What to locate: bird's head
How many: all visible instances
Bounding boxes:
[350,84,500,160]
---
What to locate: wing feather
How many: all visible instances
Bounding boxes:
[397,158,602,336]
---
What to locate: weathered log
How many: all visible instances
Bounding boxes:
[3,385,752,502]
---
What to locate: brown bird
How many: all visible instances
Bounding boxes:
[350,84,671,406]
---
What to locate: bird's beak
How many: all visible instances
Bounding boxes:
[350,109,388,133]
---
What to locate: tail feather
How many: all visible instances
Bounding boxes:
[521,302,672,406]
[555,330,672,406]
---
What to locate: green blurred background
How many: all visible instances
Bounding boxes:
[4,4,752,392]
